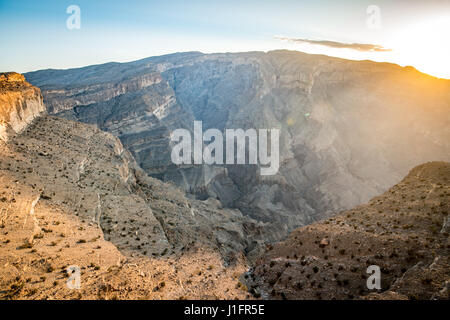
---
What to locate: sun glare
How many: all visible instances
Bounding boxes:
[387,15,450,79]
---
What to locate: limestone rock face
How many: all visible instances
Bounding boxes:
[25,51,450,240]
[0,72,46,141]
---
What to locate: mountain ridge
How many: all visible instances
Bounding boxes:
[24,50,442,80]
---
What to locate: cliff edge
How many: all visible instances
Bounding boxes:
[0,72,46,142]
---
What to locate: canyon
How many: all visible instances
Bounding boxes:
[0,49,449,300]
[25,50,450,240]
[0,73,265,299]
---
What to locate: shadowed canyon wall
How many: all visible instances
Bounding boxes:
[25,50,450,240]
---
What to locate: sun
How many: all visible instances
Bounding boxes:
[387,15,450,79]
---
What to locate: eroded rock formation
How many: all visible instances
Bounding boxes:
[0,72,46,142]
[25,51,450,240]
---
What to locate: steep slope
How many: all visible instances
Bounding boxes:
[0,75,263,299]
[0,72,46,142]
[25,51,450,240]
[250,162,449,300]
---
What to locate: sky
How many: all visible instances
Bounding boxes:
[0,0,449,78]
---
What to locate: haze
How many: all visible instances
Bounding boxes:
[0,0,449,78]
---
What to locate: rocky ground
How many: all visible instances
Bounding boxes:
[0,115,260,299]
[250,162,449,300]
[0,74,264,299]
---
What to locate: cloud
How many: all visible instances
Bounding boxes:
[277,37,391,52]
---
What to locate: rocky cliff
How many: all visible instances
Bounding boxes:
[0,74,265,299]
[0,73,46,142]
[250,161,449,300]
[25,51,450,240]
